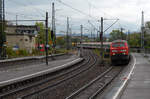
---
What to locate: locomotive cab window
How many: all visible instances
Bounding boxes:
[112,43,125,47]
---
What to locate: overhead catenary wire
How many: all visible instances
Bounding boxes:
[85,0,119,19]
[6,12,37,20]
[6,0,46,18]
[55,0,98,21]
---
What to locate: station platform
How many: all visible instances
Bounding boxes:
[120,53,150,99]
[100,53,150,99]
[0,55,83,87]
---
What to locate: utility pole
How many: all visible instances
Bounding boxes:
[88,20,99,41]
[0,0,6,59]
[97,30,99,41]
[100,17,103,63]
[45,12,49,65]
[66,17,69,50]
[121,28,124,40]
[141,11,144,49]
[99,25,101,42]
[91,30,92,41]
[3,0,6,58]
[16,15,18,26]
[0,0,3,59]
[69,27,72,49]
[100,17,103,48]
[127,30,130,41]
[80,24,83,57]
[52,2,56,50]
[93,28,96,42]
[97,25,99,41]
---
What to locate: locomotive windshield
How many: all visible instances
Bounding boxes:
[112,43,125,47]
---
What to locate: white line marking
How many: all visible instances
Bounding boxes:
[0,58,82,85]
[112,54,136,99]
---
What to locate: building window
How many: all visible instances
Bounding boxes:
[25,39,28,42]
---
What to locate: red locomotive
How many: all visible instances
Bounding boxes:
[110,40,130,64]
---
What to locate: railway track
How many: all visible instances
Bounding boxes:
[65,66,123,99]
[0,50,99,99]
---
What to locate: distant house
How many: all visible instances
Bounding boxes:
[145,21,150,34]
[5,25,38,53]
[145,28,150,34]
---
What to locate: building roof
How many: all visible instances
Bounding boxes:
[7,25,37,28]
[6,25,38,36]
[6,33,36,37]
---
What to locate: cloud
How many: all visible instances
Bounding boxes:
[5,0,150,34]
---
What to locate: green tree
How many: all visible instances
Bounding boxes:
[109,30,126,41]
[56,36,65,48]
[128,32,140,47]
[35,22,51,44]
[145,21,150,28]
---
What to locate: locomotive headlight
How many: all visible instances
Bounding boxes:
[112,50,117,52]
[120,50,126,52]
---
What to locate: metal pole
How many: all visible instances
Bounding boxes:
[0,0,3,58]
[100,17,103,48]
[52,2,56,52]
[66,17,69,50]
[80,25,83,57]
[53,3,56,48]
[99,23,101,42]
[97,31,99,41]
[91,30,92,41]
[141,11,144,49]
[45,12,48,65]
[128,30,130,41]
[69,27,72,49]
[100,17,103,63]
[3,0,6,58]
[16,15,18,26]
[121,28,123,40]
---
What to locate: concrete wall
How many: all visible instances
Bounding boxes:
[5,25,37,53]
[7,34,36,53]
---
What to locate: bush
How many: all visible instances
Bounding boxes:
[6,47,30,58]
[94,49,101,57]
[55,49,70,54]
[18,49,28,56]
[32,49,39,55]
[6,47,17,58]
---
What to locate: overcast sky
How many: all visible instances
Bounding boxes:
[5,0,150,35]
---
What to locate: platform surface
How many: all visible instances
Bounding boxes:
[0,55,82,86]
[120,53,150,99]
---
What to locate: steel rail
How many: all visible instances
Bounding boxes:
[65,67,113,99]
[89,67,123,99]
[0,50,95,99]
[0,56,86,98]
[19,51,97,99]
